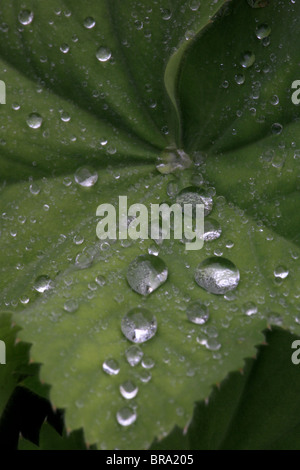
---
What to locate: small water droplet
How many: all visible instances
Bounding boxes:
[186,300,209,325]
[205,338,222,351]
[75,252,93,269]
[203,219,222,241]
[96,47,111,62]
[83,17,96,29]
[234,73,245,85]
[18,10,34,25]
[64,299,78,313]
[176,186,213,216]
[255,23,271,39]
[33,275,52,293]
[26,113,43,129]
[141,356,155,369]
[274,265,289,279]
[74,167,98,187]
[240,51,255,68]
[60,43,70,53]
[161,8,172,20]
[127,254,168,295]
[116,407,137,426]
[95,275,106,286]
[125,345,143,366]
[102,358,120,375]
[29,182,40,195]
[267,312,283,326]
[120,380,138,399]
[189,0,200,11]
[121,307,157,343]
[194,257,240,294]
[271,123,283,135]
[242,301,257,316]
[60,111,71,122]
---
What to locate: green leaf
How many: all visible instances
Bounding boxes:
[1,0,300,450]
[18,422,88,450]
[152,328,300,450]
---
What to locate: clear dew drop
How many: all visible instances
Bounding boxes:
[26,113,43,129]
[33,275,52,293]
[242,301,258,316]
[267,312,283,326]
[194,257,240,295]
[176,186,213,216]
[189,0,200,11]
[95,275,106,286]
[83,17,96,29]
[255,23,271,39]
[96,47,111,62]
[203,218,222,242]
[186,299,210,325]
[205,338,222,351]
[274,265,289,279]
[64,299,78,313]
[240,51,255,68]
[74,167,98,187]
[271,123,283,135]
[29,182,40,195]
[156,148,192,174]
[60,43,70,53]
[234,73,245,85]
[120,380,138,399]
[18,10,34,25]
[116,407,137,427]
[161,8,172,20]
[126,254,168,296]
[141,356,155,369]
[121,308,157,344]
[102,358,120,375]
[75,252,93,269]
[125,345,143,366]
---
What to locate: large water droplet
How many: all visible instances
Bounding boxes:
[176,186,213,216]
[121,308,157,343]
[126,255,168,295]
[203,219,222,241]
[96,47,111,62]
[18,10,34,25]
[186,300,209,325]
[125,345,143,366]
[33,275,52,293]
[120,380,138,399]
[240,51,255,68]
[194,257,240,294]
[255,23,271,39]
[26,113,43,129]
[102,358,120,375]
[116,407,137,427]
[74,167,98,187]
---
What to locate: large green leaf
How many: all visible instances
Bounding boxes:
[1,0,300,450]
[152,328,300,450]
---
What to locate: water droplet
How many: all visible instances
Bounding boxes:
[141,356,155,369]
[194,257,240,294]
[75,252,93,269]
[74,167,98,187]
[60,43,70,53]
[205,338,222,351]
[121,307,157,343]
[242,301,257,316]
[267,312,283,326]
[255,23,271,39]
[176,186,213,216]
[102,358,120,375]
[61,111,71,122]
[125,345,143,366]
[127,255,168,295]
[161,8,172,20]
[96,47,111,62]
[18,10,34,25]
[203,219,222,242]
[95,275,106,286]
[139,370,152,383]
[29,182,40,195]
[186,300,209,325]
[156,148,192,174]
[189,0,200,11]
[83,17,96,29]
[33,275,52,293]
[271,123,283,135]
[274,265,289,279]
[240,51,255,68]
[234,73,245,85]
[26,113,43,129]
[64,299,78,313]
[116,407,137,426]
[120,380,138,399]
